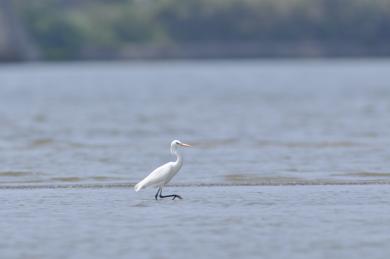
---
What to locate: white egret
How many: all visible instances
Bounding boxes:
[134,140,192,200]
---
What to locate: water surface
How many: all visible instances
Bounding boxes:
[1,185,390,259]
[1,60,390,259]
[0,59,390,186]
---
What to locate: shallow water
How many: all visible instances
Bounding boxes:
[1,60,390,258]
[1,185,390,259]
[0,59,390,187]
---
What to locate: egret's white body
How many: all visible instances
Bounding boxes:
[134,140,191,200]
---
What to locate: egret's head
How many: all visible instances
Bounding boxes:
[171,140,191,153]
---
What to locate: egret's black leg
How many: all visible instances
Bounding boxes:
[155,187,162,200]
[159,189,182,200]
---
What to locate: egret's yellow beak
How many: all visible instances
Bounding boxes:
[180,143,192,147]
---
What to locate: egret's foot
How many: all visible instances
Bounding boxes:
[157,188,182,200]
[159,193,182,200]
[172,195,182,200]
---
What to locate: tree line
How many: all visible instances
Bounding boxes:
[2,0,390,60]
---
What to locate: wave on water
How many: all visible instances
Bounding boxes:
[2,168,390,190]
[1,179,390,190]
[333,172,390,177]
[0,171,35,177]
[256,140,365,148]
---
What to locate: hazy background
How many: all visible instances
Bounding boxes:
[2,2,390,259]
[1,0,390,61]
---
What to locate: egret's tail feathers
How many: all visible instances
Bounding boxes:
[134,183,142,192]
[134,181,144,192]
[134,173,160,192]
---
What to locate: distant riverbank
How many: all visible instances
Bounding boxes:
[1,0,390,61]
[85,41,390,60]
[2,41,390,62]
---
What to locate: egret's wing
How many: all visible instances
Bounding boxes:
[134,162,173,191]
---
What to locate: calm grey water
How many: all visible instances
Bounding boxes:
[0,59,390,186]
[1,59,390,258]
[1,186,390,259]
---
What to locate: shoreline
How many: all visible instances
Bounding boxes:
[2,41,390,62]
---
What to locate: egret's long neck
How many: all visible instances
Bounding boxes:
[171,146,183,168]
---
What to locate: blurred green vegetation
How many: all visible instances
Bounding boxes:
[5,0,390,59]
